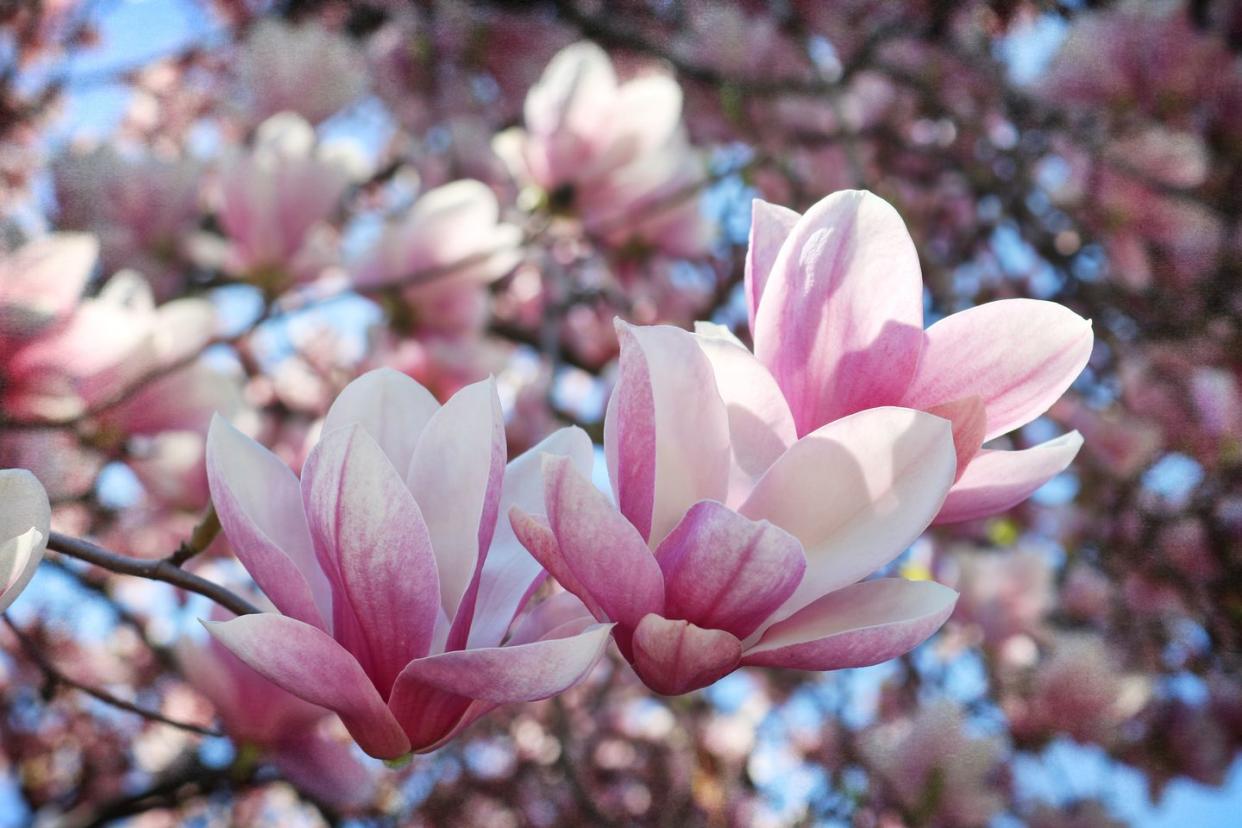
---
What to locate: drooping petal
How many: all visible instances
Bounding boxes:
[693,322,796,506]
[301,425,441,690]
[925,395,988,482]
[656,501,805,639]
[901,299,1093,441]
[630,614,742,695]
[469,427,594,649]
[934,432,1083,524]
[206,416,330,628]
[604,321,731,546]
[203,614,410,759]
[271,730,377,811]
[740,408,956,632]
[542,456,665,634]
[322,368,440,475]
[744,199,800,328]
[752,190,925,434]
[742,579,957,670]
[406,377,506,639]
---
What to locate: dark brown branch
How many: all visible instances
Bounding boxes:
[47,532,261,617]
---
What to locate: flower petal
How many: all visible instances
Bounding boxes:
[744,199,800,329]
[630,614,742,695]
[301,425,440,690]
[543,455,664,650]
[604,321,731,545]
[206,416,330,628]
[0,233,98,335]
[468,427,594,649]
[935,432,1083,524]
[925,395,987,482]
[323,368,440,475]
[406,377,506,639]
[901,299,1093,441]
[752,190,924,434]
[742,578,957,670]
[739,407,955,633]
[203,614,410,759]
[656,501,804,640]
[693,322,796,506]
[272,730,377,811]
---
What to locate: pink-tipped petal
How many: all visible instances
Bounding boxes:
[509,508,607,622]
[656,501,804,639]
[406,377,506,635]
[744,199,801,328]
[301,425,440,691]
[605,322,731,545]
[934,431,1084,524]
[693,322,796,506]
[630,614,742,695]
[901,299,1094,441]
[742,578,957,670]
[740,408,956,631]
[469,427,595,648]
[543,456,665,635]
[925,395,988,481]
[206,416,330,628]
[323,368,440,475]
[203,614,410,759]
[752,190,925,434]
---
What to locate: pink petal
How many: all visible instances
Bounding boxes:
[901,299,1093,441]
[925,395,987,482]
[323,368,440,476]
[203,614,410,759]
[469,427,595,649]
[509,508,606,621]
[693,322,796,506]
[604,321,731,545]
[934,431,1084,524]
[406,377,506,643]
[752,190,925,434]
[524,41,617,139]
[742,578,957,670]
[301,425,441,691]
[655,501,804,639]
[206,416,330,629]
[506,590,598,647]
[630,614,742,695]
[543,455,664,646]
[0,233,97,335]
[739,407,955,632]
[744,199,800,329]
[271,730,377,811]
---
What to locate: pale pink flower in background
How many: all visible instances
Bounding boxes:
[216,113,354,288]
[203,369,613,758]
[494,41,714,257]
[178,608,376,810]
[942,546,1054,648]
[1059,563,1115,625]
[511,321,959,695]
[353,180,523,337]
[743,190,1093,523]
[861,700,1007,827]
[0,233,97,342]
[1054,398,1163,479]
[237,19,367,125]
[0,469,51,613]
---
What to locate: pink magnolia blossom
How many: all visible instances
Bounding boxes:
[0,469,51,613]
[743,190,1094,523]
[216,113,353,287]
[202,368,613,759]
[352,180,523,337]
[237,20,367,126]
[494,41,714,257]
[511,321,959,695]
[178,609,376,810]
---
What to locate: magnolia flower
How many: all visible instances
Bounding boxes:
[494,41,713,257]
[178,609,376,810]
[352,180,522,336]
[511,322,959,695]
[1,469,51,613]
[237,20,367,125]
[0,233,97,342]
[203,369,613,759]
[217,113,353,287]
[743,190,1094,523]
